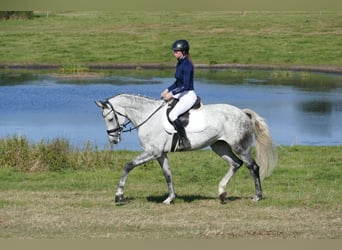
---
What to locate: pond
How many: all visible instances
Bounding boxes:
[0,69,341,150]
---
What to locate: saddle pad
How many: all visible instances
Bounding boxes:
[163,108,207,133]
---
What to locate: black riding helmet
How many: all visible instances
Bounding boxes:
[171,39,190,55]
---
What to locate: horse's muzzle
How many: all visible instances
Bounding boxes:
[108,135,121,144]
[107,128,122,144]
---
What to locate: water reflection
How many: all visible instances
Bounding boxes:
[296,99,342,143]
[297,100,332,138]
[299,100,332,113]
[0,69,341,150]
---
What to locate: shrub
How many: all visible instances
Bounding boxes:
[36,138,75,171]
[0,136,128,172]
[0,11,34,20]
[0,136,33,171]
[0,136,76,172]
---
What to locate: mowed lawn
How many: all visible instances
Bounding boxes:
[0,146,341,239]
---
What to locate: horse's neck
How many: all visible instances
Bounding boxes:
[110,95,162,125]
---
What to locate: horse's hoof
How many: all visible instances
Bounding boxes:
[219,192,227,204]
[252,195,262,202]
[115,194,125,204]
[162,197,175,205]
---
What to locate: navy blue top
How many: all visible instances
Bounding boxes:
[167,57,194,95]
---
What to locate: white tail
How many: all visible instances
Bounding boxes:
[243,109,277,180]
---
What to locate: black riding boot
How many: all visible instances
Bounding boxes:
[172,119,191,151]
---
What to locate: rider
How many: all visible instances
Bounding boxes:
[161,39,197,151]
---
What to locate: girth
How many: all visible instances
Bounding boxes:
[166,96,202,127]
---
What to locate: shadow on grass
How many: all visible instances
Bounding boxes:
[114,194,246,206]
[146,194,243,203]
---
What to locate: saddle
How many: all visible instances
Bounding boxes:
[166,96,202,127]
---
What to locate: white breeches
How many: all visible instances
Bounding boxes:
[169,90,197,122]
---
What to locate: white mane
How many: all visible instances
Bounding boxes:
[108,93,163,106]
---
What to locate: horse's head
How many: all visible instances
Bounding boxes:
[95,100,126,144]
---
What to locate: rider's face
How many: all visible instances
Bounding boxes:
[173,50,183,60]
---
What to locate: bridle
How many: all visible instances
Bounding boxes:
[102,101,125,137]
[103,100,166,136]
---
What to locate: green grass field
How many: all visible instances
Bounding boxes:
[0,11,341,68]
[0,11,341,239]
[0,137,341,239]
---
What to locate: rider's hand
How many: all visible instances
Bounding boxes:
[161,89,173,101]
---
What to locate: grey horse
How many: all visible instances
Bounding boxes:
[95,93,277,204]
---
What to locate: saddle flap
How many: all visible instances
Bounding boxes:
[163,97,206,134]
[166,96,202,126]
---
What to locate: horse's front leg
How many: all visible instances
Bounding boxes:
[157,154,175,204]
[115,151,156,203]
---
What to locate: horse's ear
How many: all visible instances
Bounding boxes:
[94,101,106,109]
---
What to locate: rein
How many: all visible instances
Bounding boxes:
[107,100,166,133]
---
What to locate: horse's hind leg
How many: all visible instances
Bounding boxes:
[210,141,243,203]
[157,154,176,204]
[239,152,262,201]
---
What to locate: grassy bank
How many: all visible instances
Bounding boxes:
[0,136,341,238]
[0,11,341,68]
